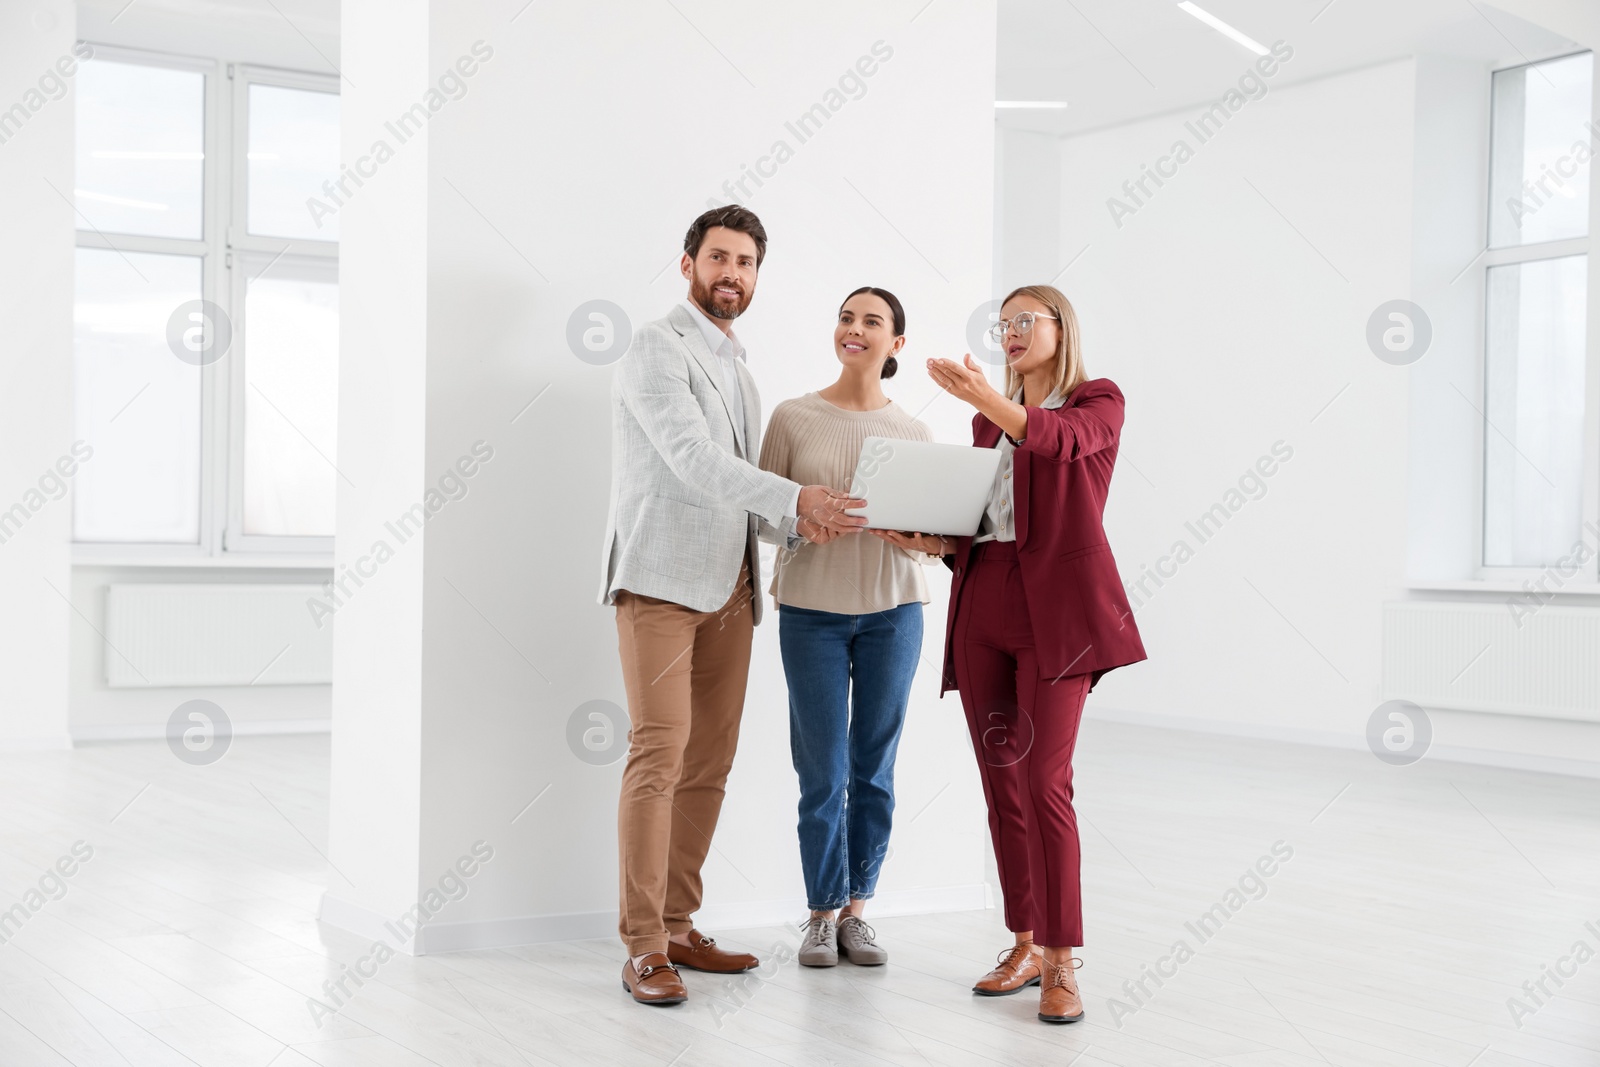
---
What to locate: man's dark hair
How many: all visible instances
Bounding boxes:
[684,205,768,268]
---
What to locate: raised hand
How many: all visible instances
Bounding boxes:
[926,353,999,409]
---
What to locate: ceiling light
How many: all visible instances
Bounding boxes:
[1176,2,1269,56]
[994,101,1070,109]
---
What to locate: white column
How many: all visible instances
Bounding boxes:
[326,0,998,950]
[0,1,76,749]
[322,0,431,930]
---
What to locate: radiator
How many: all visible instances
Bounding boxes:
[104,584,333,688]
[1381,601,1600,722]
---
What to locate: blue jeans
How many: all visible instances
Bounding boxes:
[778,602,924,911]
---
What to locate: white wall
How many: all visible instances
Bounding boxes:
[1054,60,1416,740]
[1039,55,1600,773]
[68,565,331,740]
[994,126,1061,292]
[326,0,998,948]
[0,1,78,749]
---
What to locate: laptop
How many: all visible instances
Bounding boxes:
[845,436,1003,536]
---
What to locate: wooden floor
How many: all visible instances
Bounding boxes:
[0,721,1596,1066]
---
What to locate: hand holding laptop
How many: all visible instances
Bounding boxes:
[798,484,869,539]
[797,515,851,544]
[868,529,950,556]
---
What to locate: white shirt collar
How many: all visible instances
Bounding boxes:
[1010,384,1069,409]
[681,299,745,362]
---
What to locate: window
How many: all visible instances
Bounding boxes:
[75,58,204,239]
[1481,51,1593,571]
[245,83,341,241]
[73,248,203,543]
[236,264,340,538]
[72,45,339,558]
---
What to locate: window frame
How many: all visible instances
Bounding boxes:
[227,250,340,553]
[225,64,339,555]
[71,43,338,566]
[1476,49,1600,581]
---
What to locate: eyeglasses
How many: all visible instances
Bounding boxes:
[987,311,1058,344]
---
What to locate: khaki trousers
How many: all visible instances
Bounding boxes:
[614,557,754,956]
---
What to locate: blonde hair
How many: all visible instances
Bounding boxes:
[1000,284,1086,402]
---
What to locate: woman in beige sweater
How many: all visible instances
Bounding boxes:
[758,287,940,969]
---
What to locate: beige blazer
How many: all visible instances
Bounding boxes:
[598,305,798,623]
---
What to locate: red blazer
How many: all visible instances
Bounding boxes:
[940,377,1147,695]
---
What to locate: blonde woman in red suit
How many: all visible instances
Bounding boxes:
[872,284,1146,1024]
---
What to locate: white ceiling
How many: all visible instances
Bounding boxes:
[77,0,340,72]
[74,0,1585,137]
[994,0,1582,136]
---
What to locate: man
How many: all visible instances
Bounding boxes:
[599,205,866,1006]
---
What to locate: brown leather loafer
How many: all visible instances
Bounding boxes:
[621,953,687,1006]
[666,929,759,973]
[973,942,1043,996]
[1038,957,1084,1023]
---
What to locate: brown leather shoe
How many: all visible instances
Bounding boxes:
[1038,957,1084,1023]
[621,953,687,1006]
[666,929,759,973]
[972,941,1043,996]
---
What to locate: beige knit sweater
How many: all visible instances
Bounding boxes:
[758,391,936,615]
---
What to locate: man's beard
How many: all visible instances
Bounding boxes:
[690,272,751,321]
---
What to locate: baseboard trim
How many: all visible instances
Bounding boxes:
[70,719,332,744]
[317,883,990,955]
[1084,704,1600,780]
[317,890,422,954]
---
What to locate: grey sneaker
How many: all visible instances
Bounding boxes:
[798,915,837,967]
[836,915,887,966]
